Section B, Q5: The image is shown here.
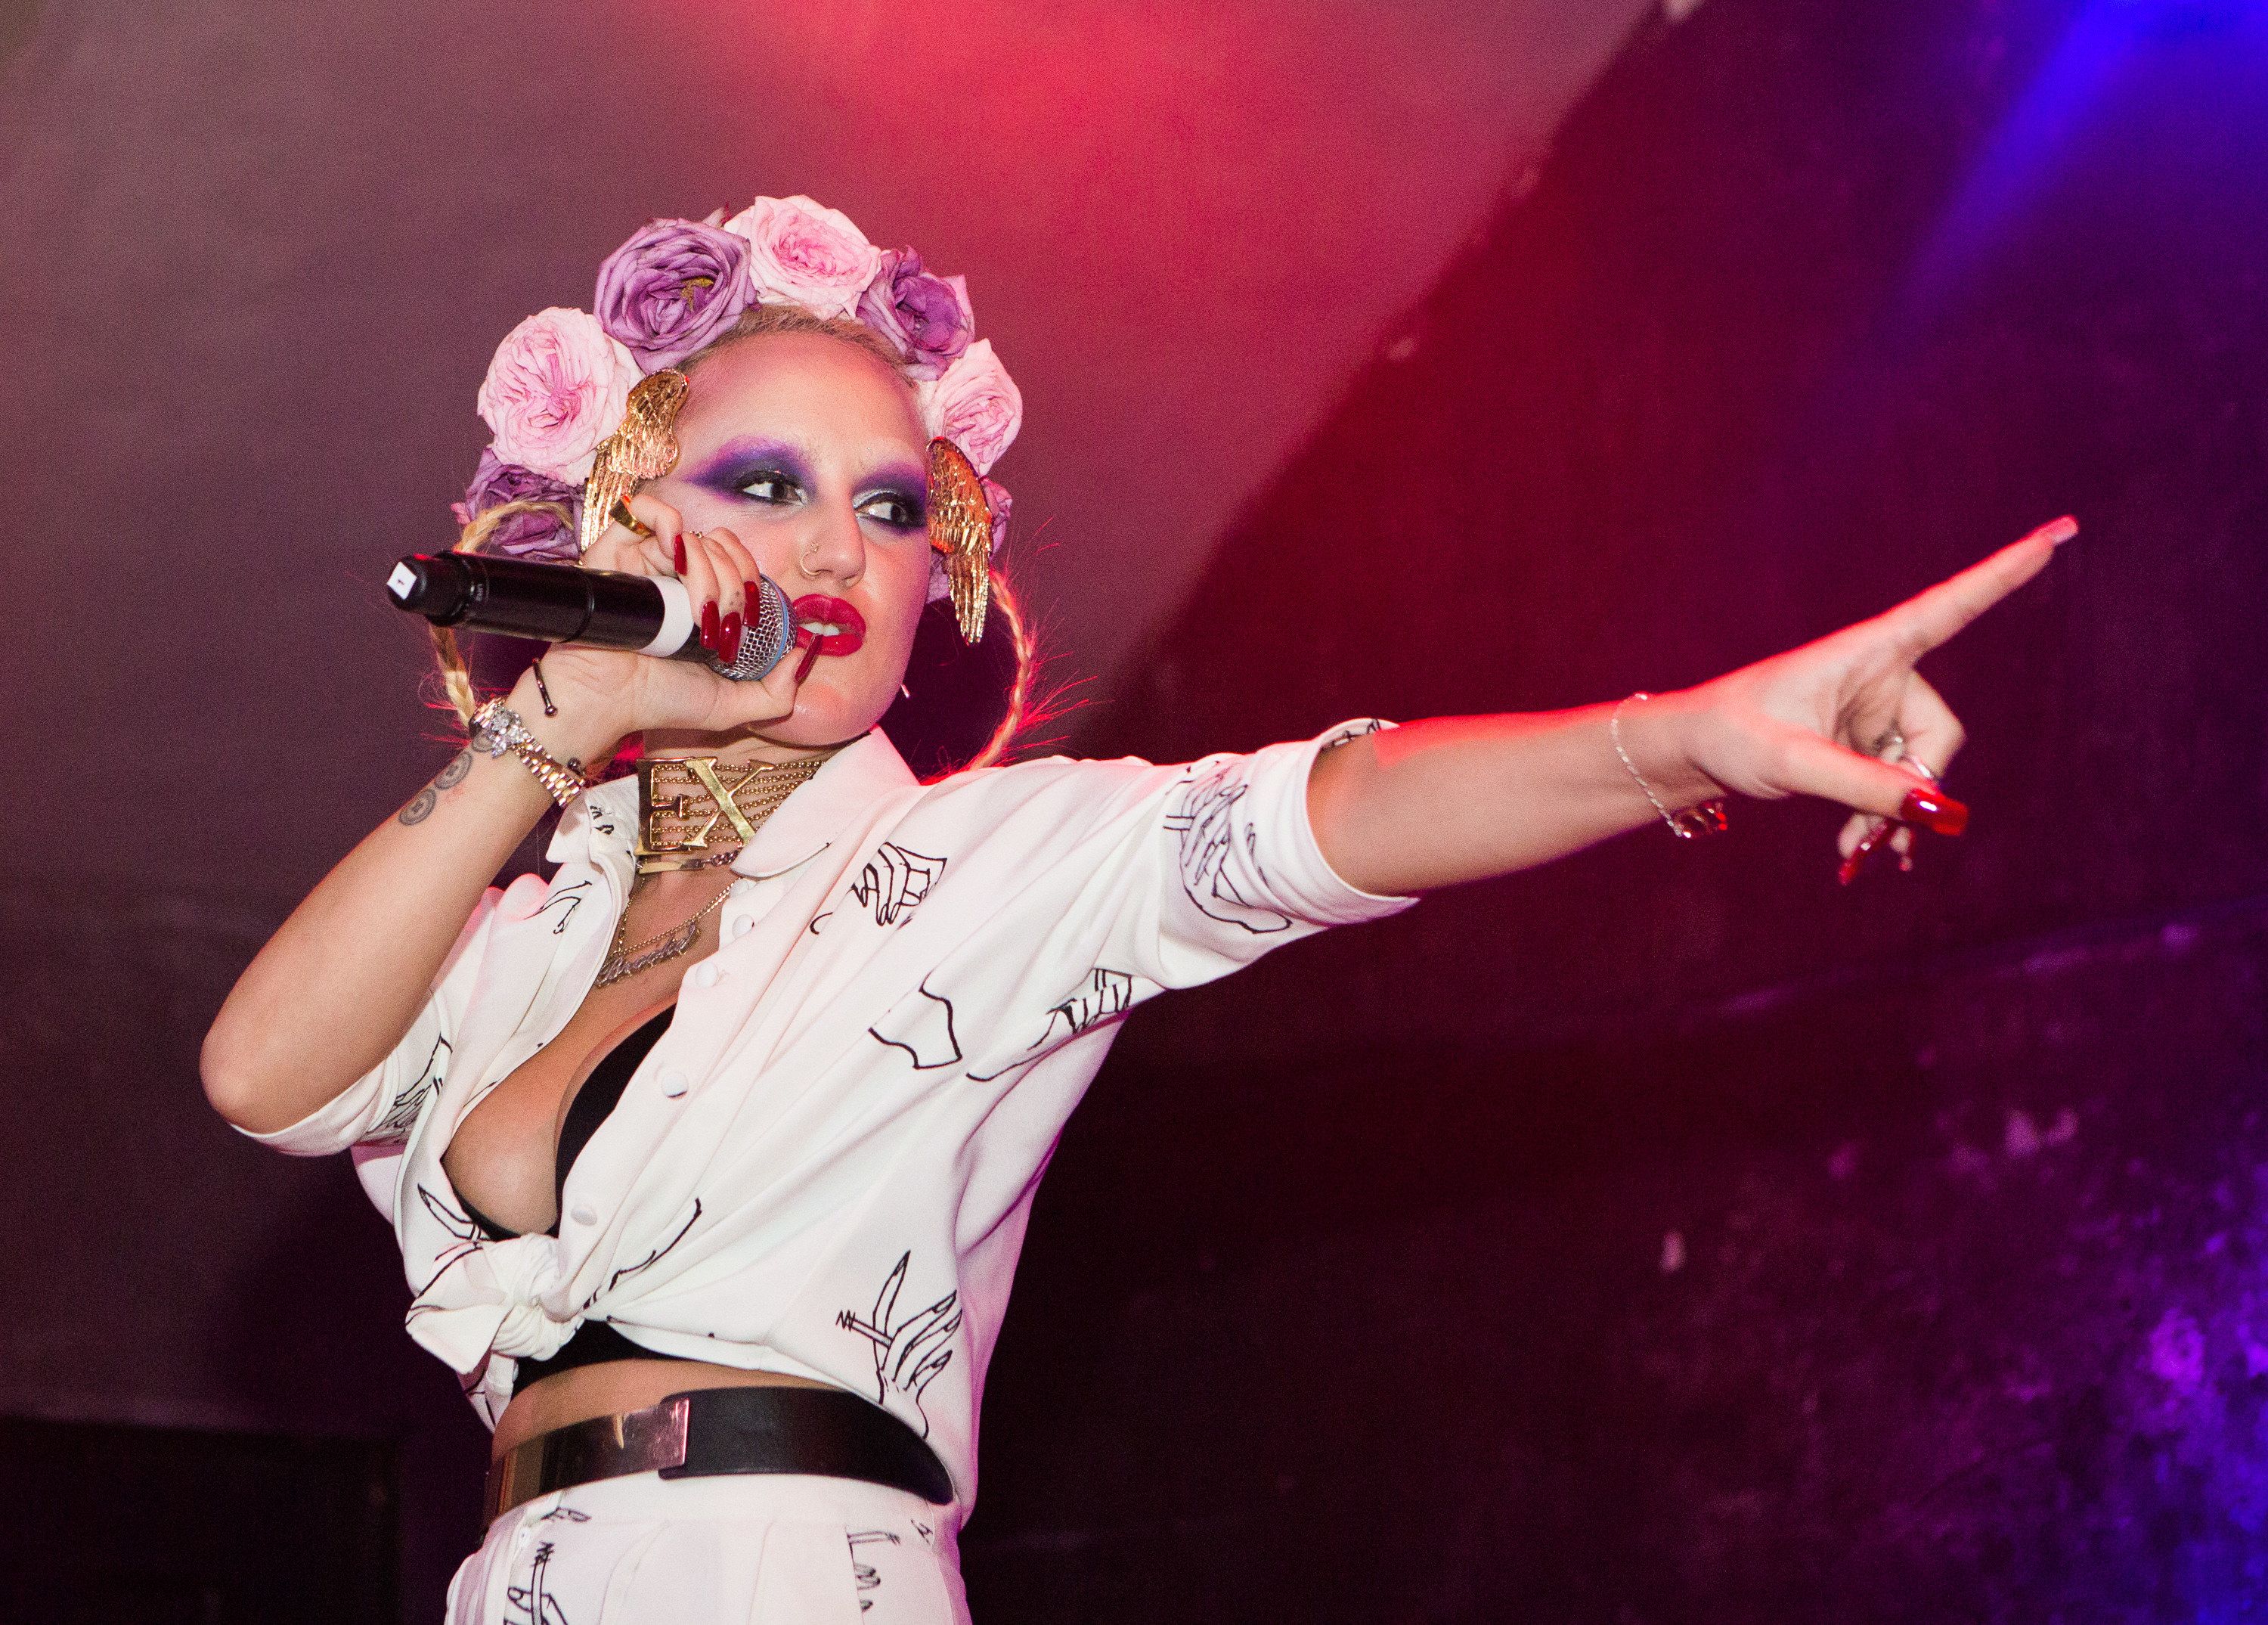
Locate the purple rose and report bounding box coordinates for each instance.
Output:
[857,249,974,381]
[451,448,582,561]
[593,219,757,372]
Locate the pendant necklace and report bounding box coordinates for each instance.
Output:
[595,875,740,988]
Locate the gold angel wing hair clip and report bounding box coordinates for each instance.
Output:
[927,438,993,644]
[578,368,692,554]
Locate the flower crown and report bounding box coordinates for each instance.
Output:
[455,195,1021,633]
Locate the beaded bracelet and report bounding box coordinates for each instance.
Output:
[1610,693,1730,839]
[469,699,590,808]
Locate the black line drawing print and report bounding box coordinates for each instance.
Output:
[531,879,591,935]
[848,843,947,926]
[1035,969,1136,1049]
[1162,771,1292,935]
[837,1252,961,1437]
[809,910,833,935]
[869,980,962,1070]
[503,1540,572,1625]
[847,1529,902,1612]
[535,1506,590,1524]
[606,1199,702,1293]
[967,969,1138,1083]
[1321,718,1387,749]
[367,1034,451,1143]
[405,1183,485,1315]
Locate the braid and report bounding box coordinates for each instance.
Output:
[964,571,1035,771]
[424,498,573,732]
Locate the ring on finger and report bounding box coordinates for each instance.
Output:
[609,498,657,539]
[1898,752,1939,784]
[1872,726,1906,760]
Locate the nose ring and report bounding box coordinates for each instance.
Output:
[798,542,822,579]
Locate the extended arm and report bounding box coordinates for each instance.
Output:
[1307,520,2071,898]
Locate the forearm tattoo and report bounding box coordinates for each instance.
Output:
[398,748,476,826]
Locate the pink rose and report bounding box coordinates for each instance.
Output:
[917,340,1021,476]
[723,195,882,319]
[476,308,634,483]
[981,478,1012,557]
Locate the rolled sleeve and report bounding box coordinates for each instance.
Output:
[1142,719,1417,986]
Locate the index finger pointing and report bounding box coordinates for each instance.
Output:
[1882,515,2077,658]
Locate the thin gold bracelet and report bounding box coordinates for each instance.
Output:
[1610,693,1729,840]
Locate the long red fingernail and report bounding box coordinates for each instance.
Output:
[721,611,742,665]
[702,600,720,650]
[674,535,687,575]
[1900,788,1969,836]
[1838,823,1888,887]
[794,636,823,684]
[744,581,761,620]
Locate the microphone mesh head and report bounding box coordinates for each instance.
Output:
[708,575,795,681]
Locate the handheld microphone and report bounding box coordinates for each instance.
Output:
[384,554,795,682]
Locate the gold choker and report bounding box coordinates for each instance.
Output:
[634,752,833,874]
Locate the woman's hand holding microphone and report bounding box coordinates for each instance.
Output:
[517,492,814,759]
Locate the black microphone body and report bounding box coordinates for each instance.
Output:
[386,554,795,682]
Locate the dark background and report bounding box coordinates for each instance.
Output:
[998,0,2268,1615]
[5,0,2266,1619]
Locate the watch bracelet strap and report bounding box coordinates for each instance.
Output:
[470,698,590,808]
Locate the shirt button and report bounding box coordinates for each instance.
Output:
[569,1203,598,1228]
[730,915,754,940]
[689,962,718,989]
[658,1068,689,1099]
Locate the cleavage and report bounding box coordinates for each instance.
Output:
[443,993,677,1237]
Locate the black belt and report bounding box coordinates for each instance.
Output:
[482,1386,954,1526]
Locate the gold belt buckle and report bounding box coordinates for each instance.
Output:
[481,1393,691,1527]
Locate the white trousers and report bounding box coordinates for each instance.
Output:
[446,1472,971,1624]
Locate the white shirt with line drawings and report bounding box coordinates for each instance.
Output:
[242,719,1414,1525]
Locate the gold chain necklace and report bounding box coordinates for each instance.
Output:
[597,748,839,986]
[634,752,833,873]
[595,874,741,988]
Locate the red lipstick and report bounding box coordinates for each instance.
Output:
[792,595,866,657]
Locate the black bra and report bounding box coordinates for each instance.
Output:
[460,1006,693,1395]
